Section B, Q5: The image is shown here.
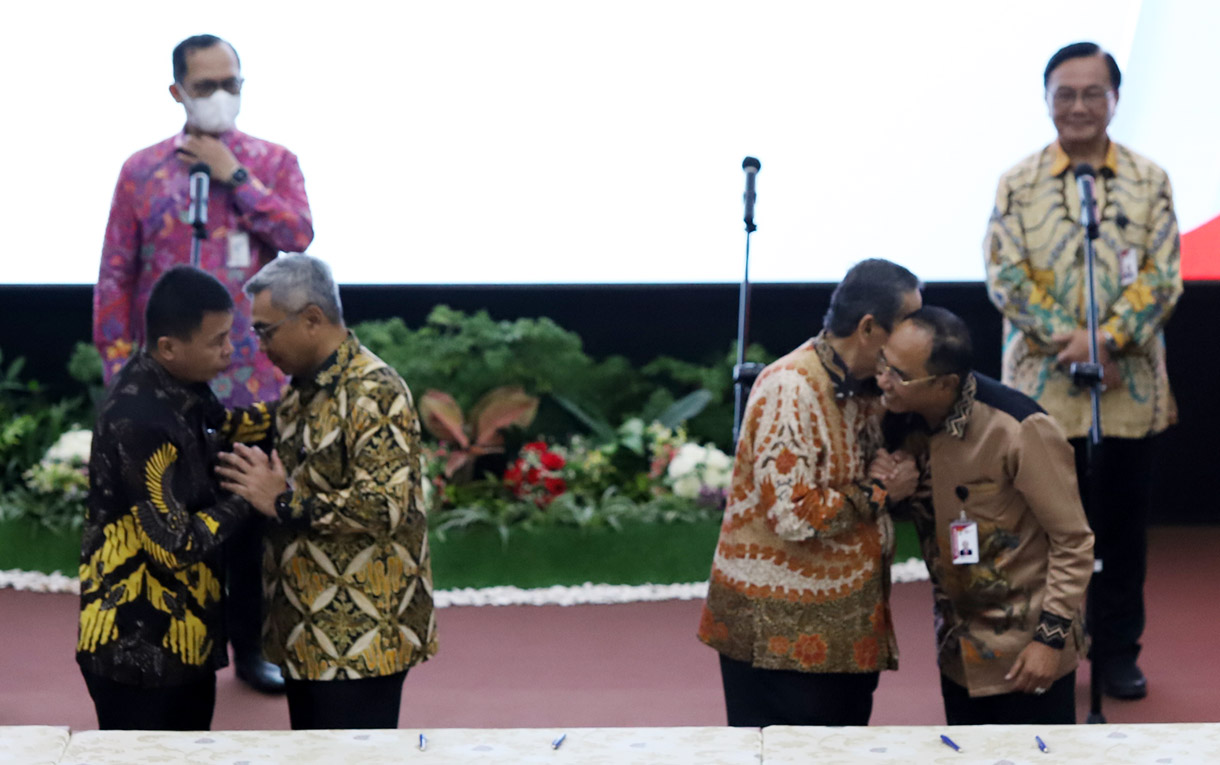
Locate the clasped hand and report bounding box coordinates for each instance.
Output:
[868,448,918,503]
[1050,329,1120,389]
[216,443,287,518]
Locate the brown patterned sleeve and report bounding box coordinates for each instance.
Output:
[287,376,421,535]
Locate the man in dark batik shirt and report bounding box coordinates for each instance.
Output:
[78,266,272,730]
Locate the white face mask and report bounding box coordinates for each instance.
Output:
[179,88,241,134]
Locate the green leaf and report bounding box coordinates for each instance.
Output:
[656,389,714,429]
[549,393,616,443]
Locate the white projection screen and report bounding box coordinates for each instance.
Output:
[4,0,1218,285]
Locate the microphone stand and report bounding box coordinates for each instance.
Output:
[733,159,765,445]
[188,163,210,267]
[1070,170,1106,725]
[191,224,205,267]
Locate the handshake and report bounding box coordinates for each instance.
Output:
[868,448,919,504]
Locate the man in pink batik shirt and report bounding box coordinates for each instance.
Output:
[94,33,313,409]
[93,34,313,694]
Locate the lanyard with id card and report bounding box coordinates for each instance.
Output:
[950,484,979,565]
[227,231,252,269]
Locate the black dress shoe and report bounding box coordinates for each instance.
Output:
[1102,661,1148,700]
[236,658,286,694]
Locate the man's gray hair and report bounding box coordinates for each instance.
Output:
[244,254,343,323]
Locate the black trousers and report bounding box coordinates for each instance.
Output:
[1071,436,1154,664]
[284,671,408,729]
[941,670,1075,725]
[223,514,267,663]
[82,669,216,731]
[719,654,880,727]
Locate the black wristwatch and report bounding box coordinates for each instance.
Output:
[229,167,250,186]
[273,489,294,518]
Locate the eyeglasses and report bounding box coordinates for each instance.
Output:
[1048,87,1112,111]
[251,310,302,343]
[181,76,244,98]
[877,352,940,387]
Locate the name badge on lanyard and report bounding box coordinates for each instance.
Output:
[1118,247,1139,287]
[950,517,979,565]
[227,231,251,269]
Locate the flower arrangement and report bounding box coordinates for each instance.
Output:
[664,442,733,507]
[1,427,91,532]
[504,441,568,507]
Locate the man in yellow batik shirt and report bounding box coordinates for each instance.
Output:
[218,254,436,729]
[984,41,1182,700]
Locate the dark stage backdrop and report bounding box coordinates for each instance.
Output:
[2,282,1215,522]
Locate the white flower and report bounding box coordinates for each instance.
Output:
[44,429,92,465]
[703,466,732,490]
[704,446,732,472]
[671,473,703,500]
[666,443,706,479]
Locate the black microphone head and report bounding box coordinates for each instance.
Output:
[955,485,969,502]
[1074,163,1096,179]
[189,162,211,176]
[742,156,761,172]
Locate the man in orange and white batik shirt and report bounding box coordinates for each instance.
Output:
[698,259,922,727]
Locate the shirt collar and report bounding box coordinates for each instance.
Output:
[129,350,223,420]
[941,372,978,439]
[812,331,879,400]
[294,332,361,393]
[1048,140,1119,178]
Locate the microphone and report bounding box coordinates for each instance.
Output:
[742,156,761,233]
[1075,163,1100,241]
[188,162,211,236]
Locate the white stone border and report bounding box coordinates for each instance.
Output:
[1,559,930,606]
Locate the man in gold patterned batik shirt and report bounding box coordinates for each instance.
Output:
[984,42,1182,700]
[218,254,436,730]
[698,259,922,727]
[78,267,273,731]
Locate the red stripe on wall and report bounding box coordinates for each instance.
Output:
[1182,215,1220,280]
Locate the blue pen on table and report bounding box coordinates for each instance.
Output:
[418,733,427,751]
[1036,735,1050,754]
[940,734,963,753]
[551,733,567,750]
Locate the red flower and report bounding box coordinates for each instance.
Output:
[504,465,523,485]
[543,477,567,496]
[540,452,565,470]
[523,441,548,454]
[525,467,540,484]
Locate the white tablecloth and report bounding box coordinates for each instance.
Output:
[762,723,1220,764]
[59,726,762,765]
[0,726,70,765]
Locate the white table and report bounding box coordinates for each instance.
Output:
[762,723,1220,764]
[0,726,70,765]
[59,726,762,765]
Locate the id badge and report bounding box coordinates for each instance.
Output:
[227,231,252,269]
[1118,247,1139,287]
[949,519,979,565]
